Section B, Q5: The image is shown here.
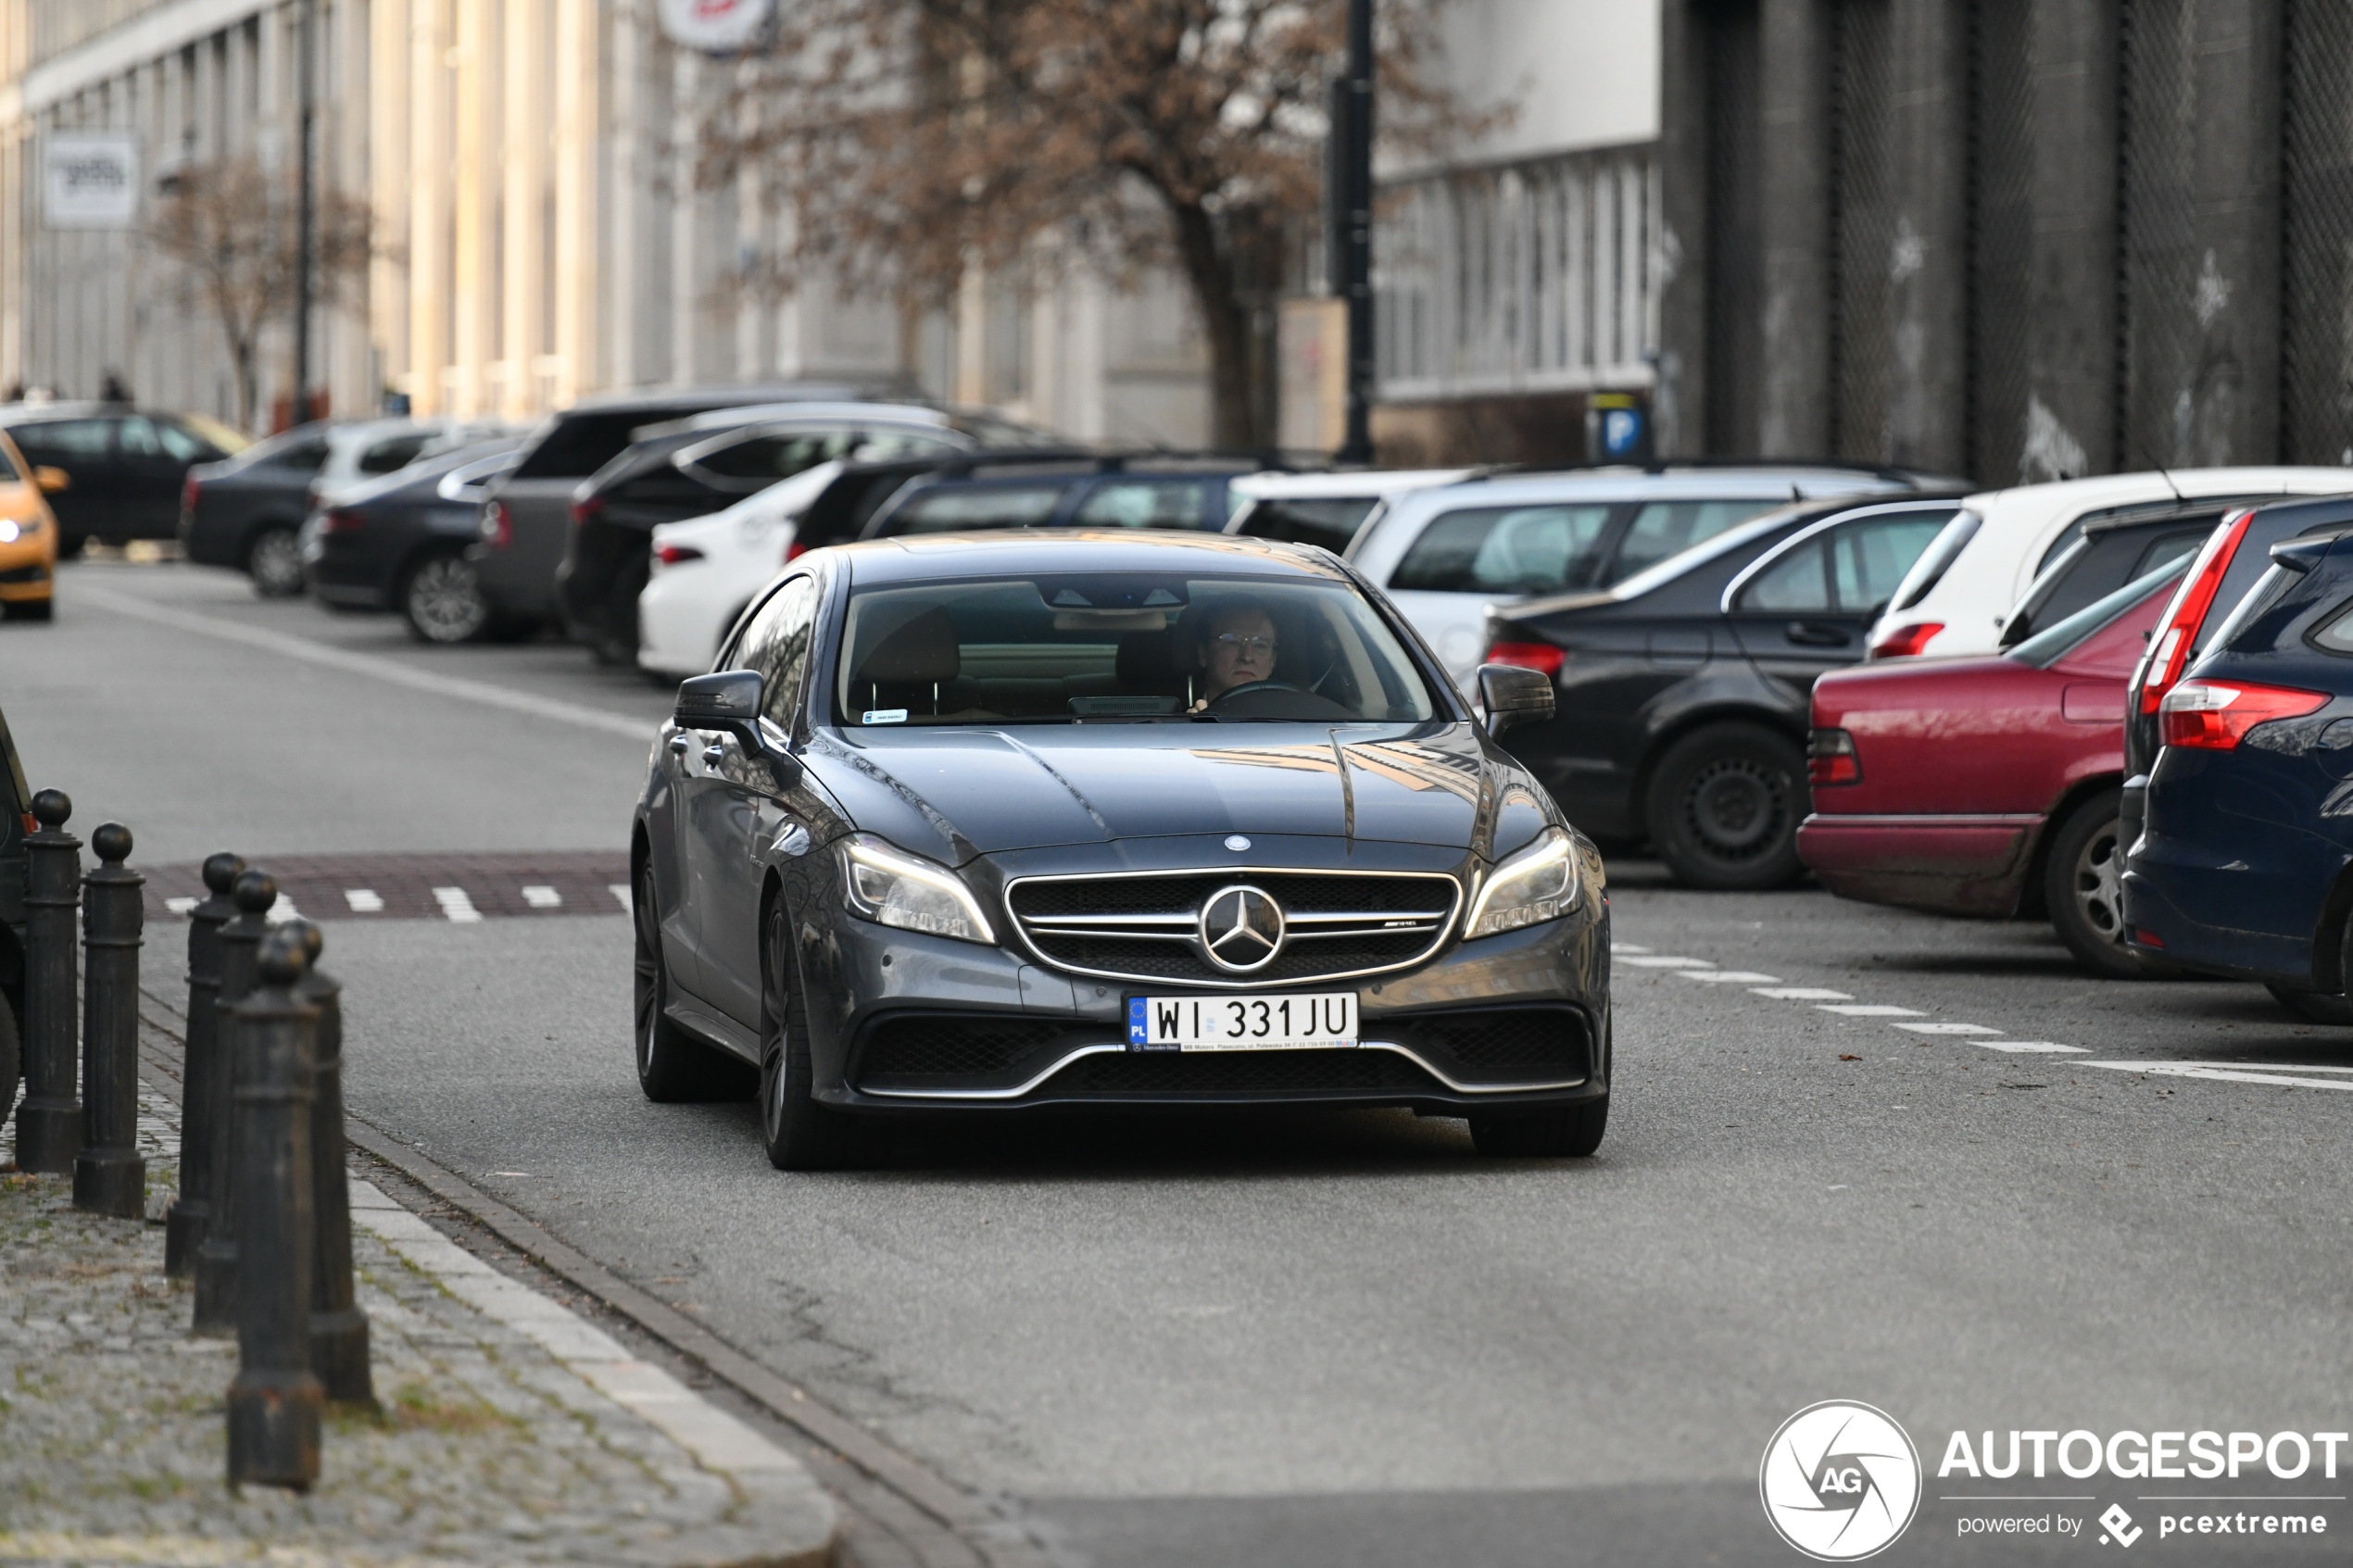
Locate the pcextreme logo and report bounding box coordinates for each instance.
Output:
[1761,1400,1924,1562]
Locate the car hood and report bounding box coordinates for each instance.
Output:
[801,721,1554,865]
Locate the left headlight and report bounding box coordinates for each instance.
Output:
[1463,827,1581,940]
[839,834,997,946]
[0,519,19,544]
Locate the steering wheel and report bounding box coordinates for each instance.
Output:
[1207,680,1302,709]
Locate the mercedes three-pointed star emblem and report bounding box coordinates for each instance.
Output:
[1198,884,1285,972]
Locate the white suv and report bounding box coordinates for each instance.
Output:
[1867,468,2353,660]
[1345,466,1943,684]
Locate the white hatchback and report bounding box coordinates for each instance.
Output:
[637,462,845,680]
[1866,467,2353,659]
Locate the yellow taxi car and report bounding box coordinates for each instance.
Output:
[0,429,66,622]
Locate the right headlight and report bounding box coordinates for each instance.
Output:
[838,834,997,946]
[1463,827,1581,940]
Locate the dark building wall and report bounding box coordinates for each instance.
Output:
[1660,0,2351,484]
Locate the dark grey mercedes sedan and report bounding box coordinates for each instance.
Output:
[630,531,1612,1167]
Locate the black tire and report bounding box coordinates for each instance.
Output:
[2045,790,2169,979]
[1470,1096,1608,1158]
[1645,722,1808,890]
[632,859,754,1102]
[758,900,863,1170]
[2265,981,2353,1024]
[3,596,54,622]
[246,526,306,597]
[400,551,494,645]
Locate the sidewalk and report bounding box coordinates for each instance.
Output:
[0,1079,836,1567]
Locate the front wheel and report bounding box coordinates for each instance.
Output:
[1645,723,1807,890]
[246,526,306,597]
[401,552,493,645]
[2045,790,2171,979]
[1470,1096,1607,1158]
[632,860,752,1102]
[759,901,862,1170]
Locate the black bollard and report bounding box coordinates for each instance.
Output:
[225,926,321,1490]
[72,823,145,1218]
[194,869,274,1336]
[166,852,244,1276]
[15,789,81,1173]
[290,922,371,1406]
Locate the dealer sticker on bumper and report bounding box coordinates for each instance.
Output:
[1126,993,1358,1051]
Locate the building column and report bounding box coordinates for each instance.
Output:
[372,0,412,410]
[549,0,598,404]
[500,0,545,420]
[1756,0,1832,457]
[449,0,490,415]
[1884,0,1969,472]
[2181,0,2283,465]
[2023,0,2117,480]
[409,0,451,413]
[669,47,699,385]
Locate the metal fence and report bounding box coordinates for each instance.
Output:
[1966,0,2036,485]
[2115,0,2214,470]
[1374,144,1661,404]
[1829,0,1894,462]
[2284,0,2353,468]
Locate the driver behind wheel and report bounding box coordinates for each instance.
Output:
[1194,604,1279,707]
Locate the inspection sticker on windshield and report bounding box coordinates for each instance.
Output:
[1127,993,1358,1051]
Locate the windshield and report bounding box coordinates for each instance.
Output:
[837,573,1441,725]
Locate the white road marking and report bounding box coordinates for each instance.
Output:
[345,889,384,913]
[2080,1060,2353,1093]
[164,896,197,915]
[1976,1041,2090,1053]
[1610,943,1653,954]
[610,883,632,910]
[1677,970,1780,984]
[2129,1060,2353,1074]
[1891,1022,2001,1035]
[74,583,652,741]
[268,894,300,922]
[522,884,563,909]
[1753,986,1853,1000]
[1818,1004,1925,1017]
[432,886,484,923]
[1618,955,1716,969]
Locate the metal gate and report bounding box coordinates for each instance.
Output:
[2284,0,2353,467]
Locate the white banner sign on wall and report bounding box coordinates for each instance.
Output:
[656,0,774,54]
[44,132,140,230]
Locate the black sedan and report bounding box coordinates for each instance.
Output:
[304,442,526,641]
[1,404,233,555]
[632,532,1610,1167]
[1484,495,1961,888]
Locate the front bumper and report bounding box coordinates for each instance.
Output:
[0,534,54,600]
[807,890,1610,1115]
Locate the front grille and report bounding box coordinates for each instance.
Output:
[1007,869,1460,987]
[1047,1047,1438,1096]
[1388,1007,1591,1085]
[854,1014,1072,1089]
[0,563,47,584]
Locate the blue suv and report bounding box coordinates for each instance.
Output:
[2123,522,2353,1021]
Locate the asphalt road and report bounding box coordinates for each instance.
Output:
[10,561,2353,1567]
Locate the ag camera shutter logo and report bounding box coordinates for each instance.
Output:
[1760,1400,1922,1561]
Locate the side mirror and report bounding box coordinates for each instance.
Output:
[1478,662,1555,737]
[674,670,804,791]
[32,467,68,494]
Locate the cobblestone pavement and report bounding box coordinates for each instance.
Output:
[0,1101,833,1568]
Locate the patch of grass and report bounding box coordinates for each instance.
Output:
[377,1381,524,1436]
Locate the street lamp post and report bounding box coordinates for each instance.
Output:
[1331,0,1376,465]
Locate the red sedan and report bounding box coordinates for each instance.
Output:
[1797,563,2184,977]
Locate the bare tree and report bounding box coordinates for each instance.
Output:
[699,1,1483,448]
[146,157,372,431]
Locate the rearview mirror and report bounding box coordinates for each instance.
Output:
[1478,663,1555,737]
[675,670,761,726]
[32,466,68,494]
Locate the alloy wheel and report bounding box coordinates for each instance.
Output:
[631,867,660,1073]
[249,529,306,596]
[407,556,491,643]
[2071,821,2127,947]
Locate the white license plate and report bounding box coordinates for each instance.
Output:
[1126,992,1358,1051]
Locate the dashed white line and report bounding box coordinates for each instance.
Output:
[346,888,384,913]
[1678,970,1781,985]
[1619,955,1716,969]
[609,883,632,910]
[164,896,197,915]
[1891,1022,2002,1035]
[2080,1061,2353,1092]
[1818,1004,1925,1018]
[1610,943,1653,954]
[432,886,484,924]
[1975,1041,2090,1054]
[268,893,301,922]
[1753,986,1853,1000]
[522,884,563,909]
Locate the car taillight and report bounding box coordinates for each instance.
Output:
[181,473,200,514]
[1485,641,1565,676]
[653,542,704,567]
[1808,727,1862,784]
[481,500,511,549]
[1868,621,1944,659]
[320,508,364,536]
[2158,680,2328,749]
[2136,508,2252,714]
[784,538,810,564]
[568,495,604,528]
